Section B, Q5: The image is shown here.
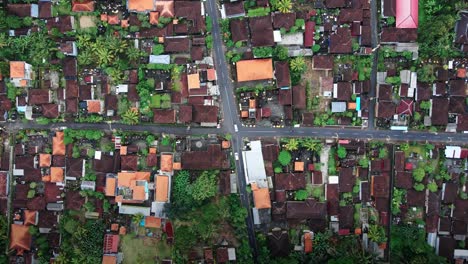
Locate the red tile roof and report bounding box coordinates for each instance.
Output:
[72,0,94,12]
[396,0,418,28]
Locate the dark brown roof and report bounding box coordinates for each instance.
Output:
[292,85,306,109]
[438,236,456,260]
[336,82,352,101]
[15,156,34,170]
[230,19,249,43]
[179,105,193,123]
[449,79,466,96]
[42,104,60,118]
[325,0,346,8]
[62,57,77,78]
[181,144,229,170]
[7,4,31,17]
[416,83,431,101]
[193,105,218,123]
[28,89,50,105]
[262,143,279,162]
[66,99,78,114]
[66,80,79,99]
[339,205,354,229]
[174,1,201,19]
[93,154,117,173]
[443,182,458,204]
[26,196,46,211]
[38,211,57,229]
[272,12,296,30]
[302,112,314,126]
[383,0,396,16]
[140,27,167,38]
[127,85,139,102]
[65,190,85,210]
[376,101,395,118]
[381,28,417,43]
[313,55,334,70]
[284,105,293,120]
[339,167,354,193]
[249,15,274,47]
[286,199,326,219]
[275,61,290,88]
[338,9,363,23]
[105,94,118,111]
[44,182,62,203]
[378,84,392,101]
[278,89,292,105]
[455,12,468,45]
[453,199,468,222]
[394,151,405,171]
[121,155,138,171]
[153,109,176,124]
[79,86,91,101]
[457,114,468,132]
[275,173,306,191]
[395,171,412,189]
[67,158,83,178]
[38,1,52,18]
[361,25,371,46]
[406,189,425,207]
[372,175,389,198]
[431,98,449,125]
[427,192,440,217]
[224,1,245,17]
[330,28,352,54]
[164,37,190,53]
[449,97,466,114]
[267,230,290,257]
[190,46,204,61]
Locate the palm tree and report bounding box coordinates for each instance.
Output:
[302,139,323,152]
[290,56,306,72]
[95,46,114,66]
[276,0,292,13]
[284,138,299,151]
[127,47,143,62]
[132,213,144,225]
[122,108,139,125]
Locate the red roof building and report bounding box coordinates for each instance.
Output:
[103,234,119,254]
[304,21,315,48]
[396,0,418,28]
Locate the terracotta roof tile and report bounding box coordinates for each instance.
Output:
[155,175,169,202]
[252,183,271,209]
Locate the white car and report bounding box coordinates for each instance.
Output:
[235,152,239,160]
[234,124,238,132]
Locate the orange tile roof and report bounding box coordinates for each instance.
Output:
[173,162,181,170]
[115,195,123,203]
[50,167,64,182]
[120,146,127,155]
[207,68,216,81]
[101,14,108,22]
[102,255,117,264]
[145,216,162,228]
[155,175,169,202]
[304,232,312,253]
[107,15,120,25]
[106,177,116,196]
[52,135,65,156]
[42,175,51,182]
[348,102,356,110]
[241,111,249,118]
[39,154,51,167]
[117,172,135,187]
[132,185,146,200]
[9,61,25,79]
[149,148,157,154]
[128,0,155,12]
[160,154,173,172]
[155,1,174,18]
[149,12,159,25]
[251,183,271,209]
[222,141,231,149]
[23,210,37,226]
[236,59,273,82]
[187,73,200,89]
[294,162,304,172]
[457,68,466,78]
[111,223,119,231]
[121,19,129,28]
[135,171,150,181]
[10,224,32,253]
[72,0,94,12]
[87,100,101,113]
[19,80,28,87]
[56,131,64,140]
[119,226,126,235]
[249,99,256,109]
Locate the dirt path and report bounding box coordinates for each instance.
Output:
[320,145,330,182]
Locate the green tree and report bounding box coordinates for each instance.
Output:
[413,167,425,182]
[368,224,387,244]
[278,150,292,166]
[274,46,289,61]
[191,170,218,202]
[289,56,306,72]
[419,101,431,110]
[295,189,308,201]
[302,139,322,152]
[427,182,438,192]
[400,143,410,151]
[413,183,425,191]
[132,213,144,225]
[337,146,347,159]
[276,0,292,13]
[312,44,321,52]
[152,44,164,55]
[387,16,395,25]
[121,108,139,125]
[284,138,299,151]
[379,148,388,158]
[359,156,369,168]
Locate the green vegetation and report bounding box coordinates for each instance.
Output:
[253,47,273,58]
[121,234,171,264]
[359,156,369,168]
[294,189,308,200]
[247,7,271,17]
[337,146,347,159]
[412,167,426,182]
[392,188,406,215]
[368,224,387,244]
[121,108,139,125]
[414,183,425,191]
[278,150,292,166]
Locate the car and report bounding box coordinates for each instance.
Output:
[235,152,239,160]
[234,124,238,132]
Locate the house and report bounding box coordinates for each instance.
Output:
[111,172,150,203]
[304,21,315,48]
[329,28,352,54]
[192,105,218,126]
[71,0,94,12]
[286,199,326,220]
[313,55,334,70]
[127,0,156,12]
[236,59,273,82]
[10,62,33,87]
[153,109,176,124]
[325,0,346,8]
[181,144,229,170]
[293,85,306,110]
[155,175,170,202]
[272,12,296,31]
[249,15,274,47]
[381,28,417,43]
[103,234,119,254]
[222,1,245,19]
[396,0,418,28]
[454,11,468,52]
[242,141,267,186]
[334,82,352,101]
[376,102,395,118]
[230,19,249,43]
[160,154,173,173]
[274,61,290,89]
[28,89,51,105]
[9,224,32,254]
[164,37,190,53]
[275,173,306,191]
[7,4,38,17]
[431,98,449,126]
[252,183,271,209]
[267,228,290,257]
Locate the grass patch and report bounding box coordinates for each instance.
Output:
[121,234,171,264]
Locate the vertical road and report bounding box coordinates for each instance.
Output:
[205,0,259,259]
[368,0,380,130]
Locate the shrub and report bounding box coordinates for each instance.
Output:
[337,146,347,159]
[27,190,35,199]
[278,150,292,166]
[413,183,425,191]
[412,167,425,182]
[427,182,438,192]
[274,167,282,173]
[295,190,308,201]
